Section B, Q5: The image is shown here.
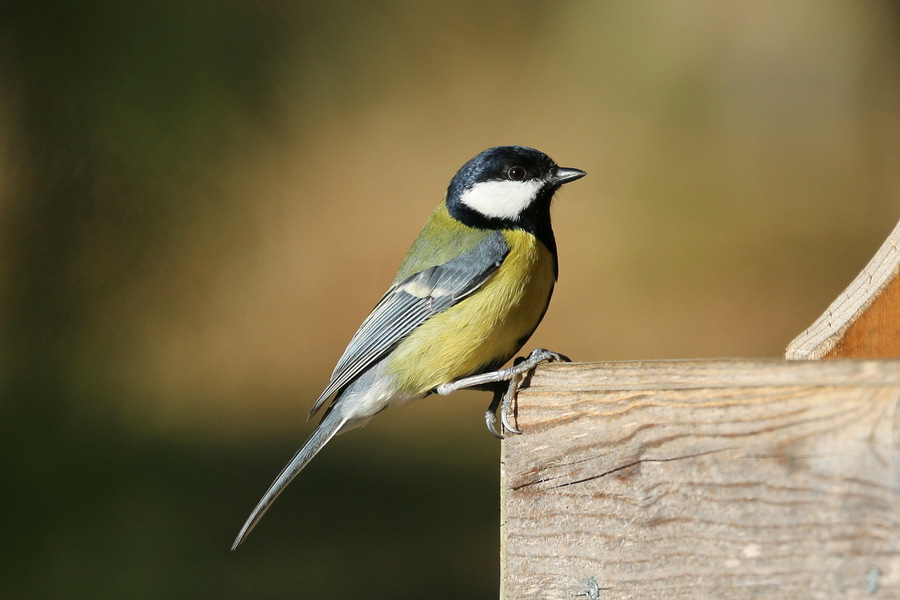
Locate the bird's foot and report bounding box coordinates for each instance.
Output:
[483,368,526,439]
[437,348,570,438]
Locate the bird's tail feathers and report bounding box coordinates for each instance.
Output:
[231,407,349,550]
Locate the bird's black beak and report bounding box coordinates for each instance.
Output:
[552,167,587,185]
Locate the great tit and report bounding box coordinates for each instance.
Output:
[232,145,585,549]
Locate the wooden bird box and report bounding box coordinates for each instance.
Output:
[500,221,900,599]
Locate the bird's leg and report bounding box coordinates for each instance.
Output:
[436,348,569,393]
[436,348,570,437]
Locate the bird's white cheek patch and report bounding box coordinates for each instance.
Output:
[459,180,543,220]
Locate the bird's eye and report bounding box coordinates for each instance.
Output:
[507,166,526,181]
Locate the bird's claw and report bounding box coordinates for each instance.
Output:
[498,370,524,436]
[485,405,504,439]
[482,348,570,438]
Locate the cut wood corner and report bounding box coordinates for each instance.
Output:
[786,218,900,359]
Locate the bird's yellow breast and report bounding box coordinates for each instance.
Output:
[385,229,556,395]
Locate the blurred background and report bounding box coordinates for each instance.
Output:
[1,1,899,598]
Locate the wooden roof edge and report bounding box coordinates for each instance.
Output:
[785,218,900,360]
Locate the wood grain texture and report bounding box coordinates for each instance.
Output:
[786,219,900,359]
[824,276,900,358]
[501,360,900,600]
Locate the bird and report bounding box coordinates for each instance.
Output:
[231,145,585,549]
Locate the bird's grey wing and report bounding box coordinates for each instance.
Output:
[308,231,509,418]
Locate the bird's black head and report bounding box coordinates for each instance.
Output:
[445,146,585,254]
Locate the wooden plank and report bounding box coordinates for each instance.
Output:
[501,359,900,600]
[786,219,900,359]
